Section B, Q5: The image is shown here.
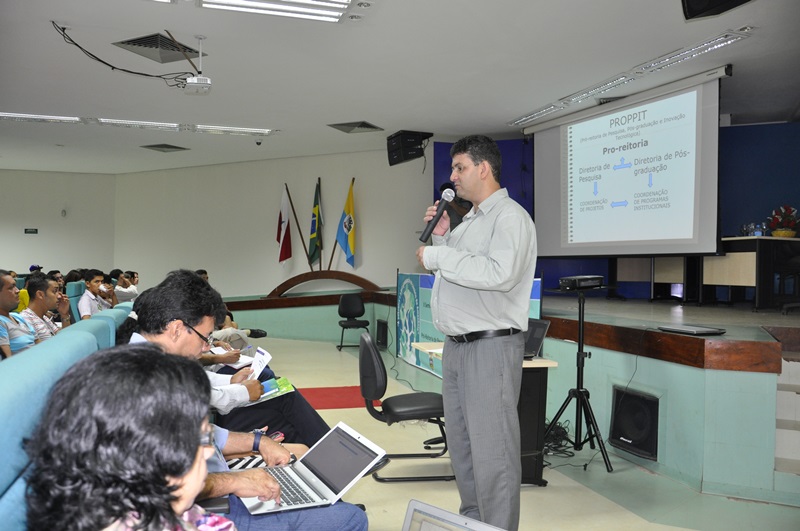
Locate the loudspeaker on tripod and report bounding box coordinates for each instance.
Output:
[609,386,659,460]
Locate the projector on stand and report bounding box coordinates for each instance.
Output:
[559,275,604,291]
[184,76,211,95]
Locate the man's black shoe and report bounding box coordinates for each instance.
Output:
[249,329,267,338]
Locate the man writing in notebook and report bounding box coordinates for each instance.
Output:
[416,135,537,531]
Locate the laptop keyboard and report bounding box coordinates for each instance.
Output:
[269,467,316,506]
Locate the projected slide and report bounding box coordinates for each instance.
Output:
[563,91,697,244]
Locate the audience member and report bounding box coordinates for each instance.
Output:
[77,269,111,319]
[195,269,267,342]
[63,269,83,285]
[25,343,236,530]
[20,272,72,342]
[46,270,64,292]
[14,276,30,313]
[117,271,330,445]
[126,270,140,286]
[114,271,139,303]
[0,269,36,359]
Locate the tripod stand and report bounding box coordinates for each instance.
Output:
[544,289,613,472]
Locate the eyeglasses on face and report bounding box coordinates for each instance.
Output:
[183,321,214,346]
[199,426,215,448]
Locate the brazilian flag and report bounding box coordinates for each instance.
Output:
[309,180,323,265]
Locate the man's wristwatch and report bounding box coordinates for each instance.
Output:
[252,429,266,453]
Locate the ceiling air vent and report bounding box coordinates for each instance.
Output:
[113,33,204,64]
[141,144,190,153]
[327,121,384,134]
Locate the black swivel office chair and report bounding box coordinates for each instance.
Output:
[358,332,455,482]
[337,293,370,351]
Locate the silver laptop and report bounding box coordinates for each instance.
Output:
[657,324,726,336]
[523,318,550,359]
[402,499,504,531]
[240,422,385,515]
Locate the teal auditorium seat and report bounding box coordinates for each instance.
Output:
[65,281,85,321]
[0,330,98,531]
[115,301,134,314]
[14,277,25,289]
[93,307,129,329]
[59,318,114,350]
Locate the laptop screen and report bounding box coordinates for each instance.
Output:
[301,425,379,493]
[524,318,550,357]
[402,500,504,531]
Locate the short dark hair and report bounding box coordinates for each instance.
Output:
[25,343,211,530]
[450,135,502,183]
[109,269,123,280]
[116,270,226,344]
[46,270,61,278]
[0,270,12,290]
[64,269,83,284]
[83,269,104,283]
[26,272,51,300]
[125,270,138,278]
[194,269,208,276]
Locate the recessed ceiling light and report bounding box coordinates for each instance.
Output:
[199,0,354,23]
[0,112,81,124]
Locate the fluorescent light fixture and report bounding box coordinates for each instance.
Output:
[193,124,275,136]
[97,118,180,131]
[507,105,564,127]
[633,30,750,75]
[509,27,752,128]
[559,75,636,105]
[199,0,352,22]
[0,112,81,124]
[0,111,275,137]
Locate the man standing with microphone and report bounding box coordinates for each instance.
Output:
[416,135,536,531]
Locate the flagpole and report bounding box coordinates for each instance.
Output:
[327,177,355,270]
[285,183,312,272]
[317,177,323,272]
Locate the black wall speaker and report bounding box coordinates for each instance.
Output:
[609,387,659,460]
[387,130,433,166]
[681,0,752,19]
[376,319,388,349]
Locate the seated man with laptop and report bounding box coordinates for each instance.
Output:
[202,424,371,531]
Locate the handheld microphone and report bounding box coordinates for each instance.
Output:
[419,188,455,242]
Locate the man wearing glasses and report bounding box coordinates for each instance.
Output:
[117,270,366,530]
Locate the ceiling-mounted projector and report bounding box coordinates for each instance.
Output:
[184,76,211,95]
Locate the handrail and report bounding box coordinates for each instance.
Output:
[264,271,382,299]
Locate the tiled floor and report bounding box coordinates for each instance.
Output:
[251,317,800,530]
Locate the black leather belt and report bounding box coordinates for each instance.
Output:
[448,328,521,343]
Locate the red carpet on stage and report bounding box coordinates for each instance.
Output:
[298,386,380,410]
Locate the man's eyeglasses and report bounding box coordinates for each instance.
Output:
[200,426,215,448]
[184,321,213,346]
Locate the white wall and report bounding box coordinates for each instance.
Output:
[112,148,432,296]
[0,170,116,274]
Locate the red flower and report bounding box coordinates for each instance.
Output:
[768,205,798,230]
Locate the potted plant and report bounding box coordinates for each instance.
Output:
[767,205,798,237]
